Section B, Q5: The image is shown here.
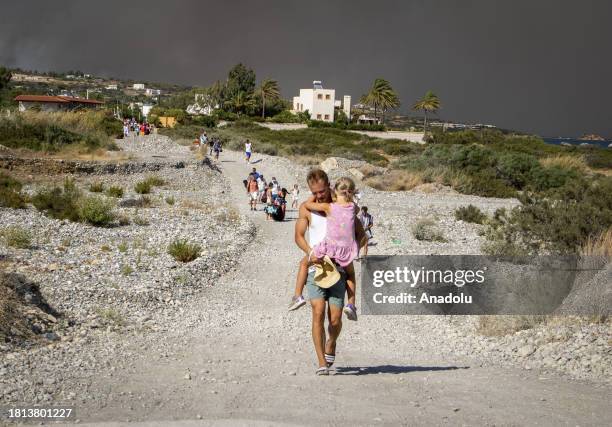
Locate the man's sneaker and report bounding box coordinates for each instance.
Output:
[288,295,306,311]
[343,303,358,321]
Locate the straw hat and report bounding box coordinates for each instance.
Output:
[314,256,341,288]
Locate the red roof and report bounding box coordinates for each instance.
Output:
[14,95,104,105]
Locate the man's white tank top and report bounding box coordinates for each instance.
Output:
[307,211,327,247]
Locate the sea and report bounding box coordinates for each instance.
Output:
[543,137,611,149]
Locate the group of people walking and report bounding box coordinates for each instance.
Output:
[245,167,299,221]
[198,131,223,160]
[123,119,154,137]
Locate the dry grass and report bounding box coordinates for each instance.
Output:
[293,155,323,166]
[180,199,214,213]
[476,315,546,336]
[540,154,588,172]
[581,228,612,259]
[365,170,424,191]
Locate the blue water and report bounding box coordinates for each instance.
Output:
[543,137,611,149]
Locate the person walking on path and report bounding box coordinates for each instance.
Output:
[291,184,300,210]
[358,206,373,257]
[245,139,253,163]
[292,169,366,375]
[247,174,259,211]
[199,131,208,148]
[302,177,360,321]
[212,138,222,161]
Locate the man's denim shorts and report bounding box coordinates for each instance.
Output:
[305,267,346,308]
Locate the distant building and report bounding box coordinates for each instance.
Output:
[15,95,104,112]
[105,84,118,90]
[292,81,350,122]
[132,83,145,90]
[145,88,161,96]
[142,104,153,118]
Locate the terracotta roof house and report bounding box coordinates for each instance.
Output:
[14,95,105,112]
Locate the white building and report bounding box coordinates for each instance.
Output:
[132,83,145,90]
[292,81,350,122]
[105,84,118,90]
[145,88,161,96]
[142,104,153,118]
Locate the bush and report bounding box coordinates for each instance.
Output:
[31,179,81,222]
[189,115,217,128]
[1,226,32,249]
[307,120,385,131]
[0,173,27,209]
[106,186,124,198]
[77,195,116,226]
[134,180,152,194]
[212,109,239,121]
[89,181,105,192]
[455,205,487,224]
[412,218,447,242]
[165,196,175,205]
[0,111,119,152]
[529,165,579,192]
[269,110,301,123]
[483,176,612,255]
[167,239,202,263]
[145,175,165,187]
[496,153,540,190]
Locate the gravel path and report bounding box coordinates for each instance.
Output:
[1,140,610,426]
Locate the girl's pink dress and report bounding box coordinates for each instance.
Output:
[313,202,358,267]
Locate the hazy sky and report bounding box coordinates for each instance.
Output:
[1,0,611,137]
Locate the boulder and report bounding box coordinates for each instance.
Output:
[320,157,339,172]
[348,168,365,181]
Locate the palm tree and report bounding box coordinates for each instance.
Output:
[360,78,400,124]
[413,91,441,138]
[224,91,256,117]
[258,79,280,118]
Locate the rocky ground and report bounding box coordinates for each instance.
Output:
[0,137,609,426]
[1,136,254,407]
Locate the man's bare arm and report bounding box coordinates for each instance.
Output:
[294,202,311,256]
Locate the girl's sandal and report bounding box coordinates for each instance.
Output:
[324,353,335,368]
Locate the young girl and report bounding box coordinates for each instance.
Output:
[288,177,359,320]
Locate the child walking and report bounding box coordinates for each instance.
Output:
[288,177,359,320]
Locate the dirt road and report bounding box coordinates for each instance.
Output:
[56,149,610,426]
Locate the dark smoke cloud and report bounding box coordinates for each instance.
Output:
[1,0,611,137]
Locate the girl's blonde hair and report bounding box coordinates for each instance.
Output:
[334,177,356,202]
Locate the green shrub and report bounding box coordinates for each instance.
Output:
[496,153,540,190]
[0,111,118,152]
[89,181,105,192]
[145,176,165,187]
[1,226,32,249]
[412,219,447,242]
[189,115,217,128]
[483,176,612,255]
[77,195,116,226]
[134,180,152,194]
[31,178,81,221]
[455,205,487,224]
[167,239,202,263]
[133,215,150,226]
[269,110,301,123]
[165,196,175,205]
[454,172,516,198]
[0,173,27,209]
[529,165,579,192]
[106,186,124,198]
